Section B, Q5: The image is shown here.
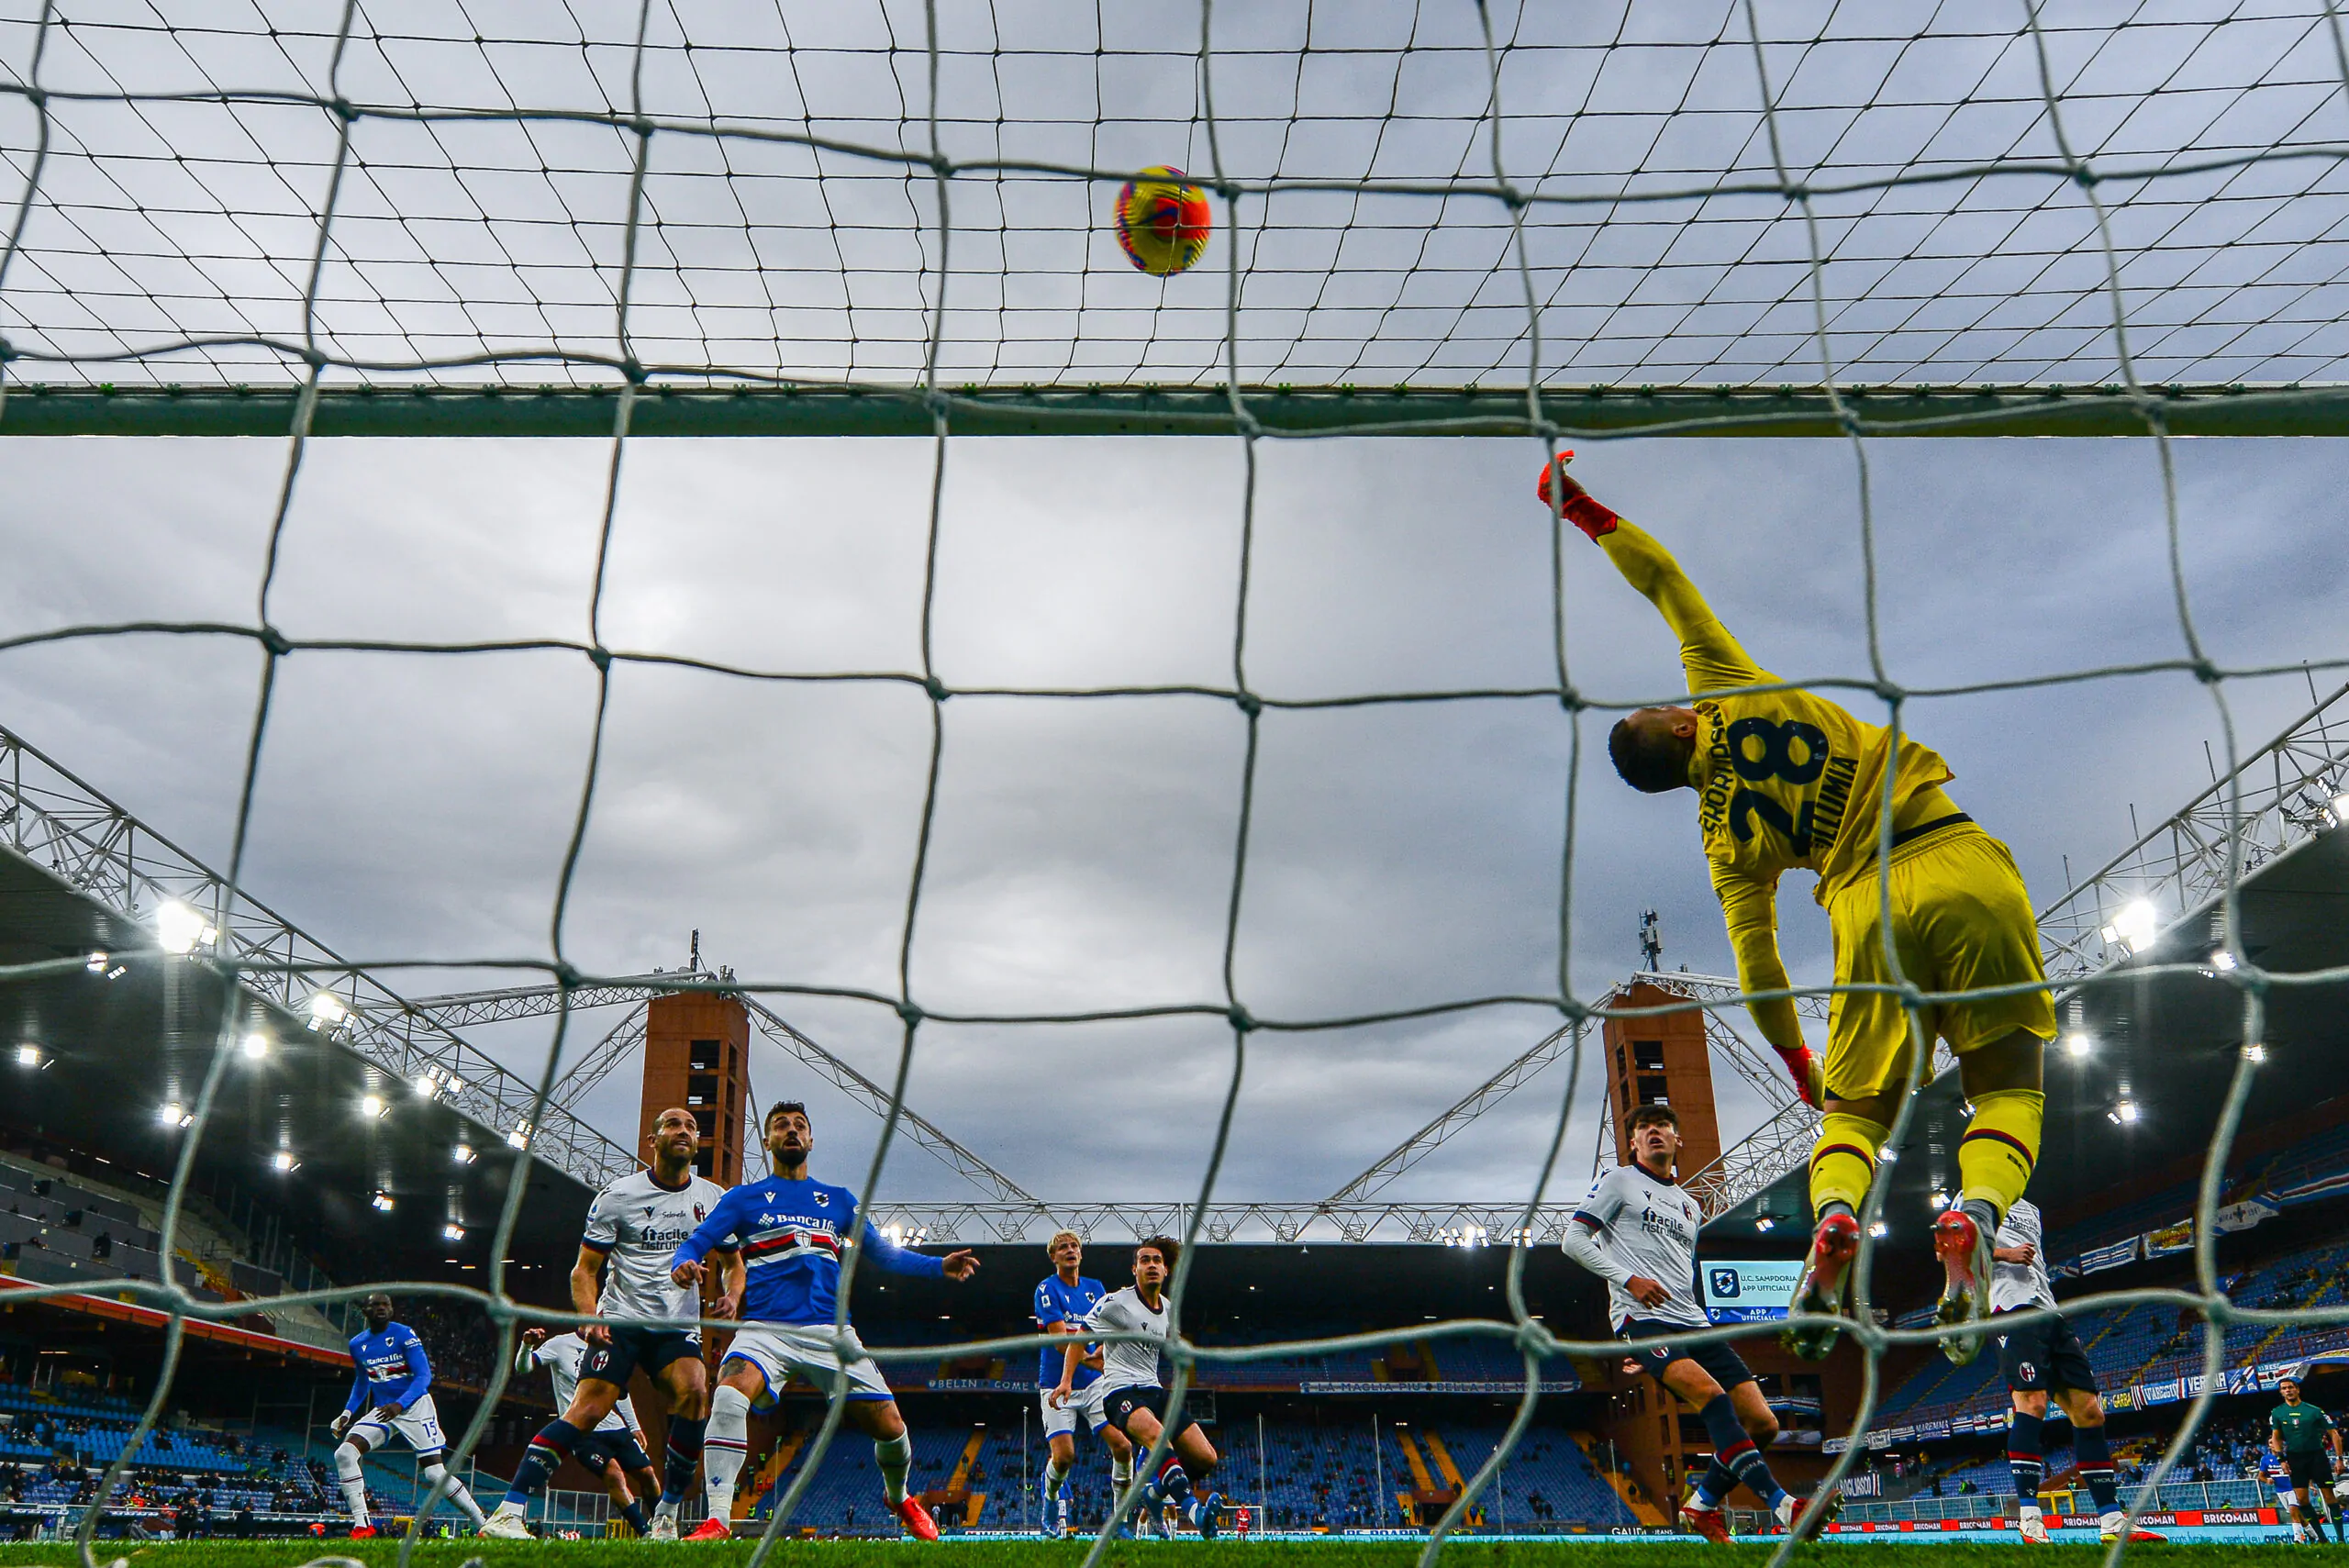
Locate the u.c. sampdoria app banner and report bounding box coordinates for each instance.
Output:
[1701,1259,1805,1323]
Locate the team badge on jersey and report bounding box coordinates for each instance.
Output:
[814,1192,829,1207]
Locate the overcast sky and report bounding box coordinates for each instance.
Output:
[3,430,2344,1214]
[6,1,2349,1218]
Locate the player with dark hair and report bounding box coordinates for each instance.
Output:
[1033,1229,1136,1535]
[507,1329,661,1536]
[1563,1105,1828,1541]
[1988,1198,2158,1545]
[330,1292,488,1536]
[668,1100,979,1541]
[1542,457,2055,1366]
[1052,1237,1222,1539]
[2272,1375,2343,1543]
[482,1106,736,1540]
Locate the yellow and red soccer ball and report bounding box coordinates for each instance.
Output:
[1113,166,1212,277]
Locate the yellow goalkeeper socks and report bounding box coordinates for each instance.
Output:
[1809,1112,1887,1219]
[1959,1088,2043,1219]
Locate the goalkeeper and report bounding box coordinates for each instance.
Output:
[1541,457,2054,1367]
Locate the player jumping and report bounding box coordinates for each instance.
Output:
[1563,1106,1831,1541]
[1052,1237,1223,1540]
[330,1292,488,1537]
[507,1329,662,1536]
[668,1100,979,1541]
[1033,1229,1136,1536]
[2272,1374,2342,1543]
[1544,458,2055,1365]
[1988,1198,2159,1545]
[482,1106,737,1540]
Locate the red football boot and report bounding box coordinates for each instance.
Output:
[896,1495,941,1541]
[348,1524,377,1539]
[684,1517,732,1540]
[1780,1210,1861,1360]
[1932,1207,1995,1364]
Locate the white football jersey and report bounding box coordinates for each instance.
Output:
[1568,1162,1708,1329]
[582,1169,730,1324]
[1990,1198,2055,1314]
[520,1333,633,1434]
[1077,1286,1171,1392]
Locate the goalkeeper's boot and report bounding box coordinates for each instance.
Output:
[1932,1207,1996,1365]
[1780,1211,1860,1360]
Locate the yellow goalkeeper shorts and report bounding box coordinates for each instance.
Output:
[1820,822,2057,1101]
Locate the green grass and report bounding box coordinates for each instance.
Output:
[0,1546,2319,1568]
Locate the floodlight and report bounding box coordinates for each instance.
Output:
[442,1222,465,1242]
[452,1144,476,1165]
[370,1192,395,1213]
[155,900,213,955]
[412,1070,439,1098]
[239,1031,269,1061]
[2210,950,2238,973]
[2101,899,2158,955]
[14,1045,40,1068]
[2245,1042,2268,1063]
[306,992,348,1029]
[160,1101,185,1126]
[1753,1217,1775,1232]
[361,1094,385,1118]
[2110,1100,2140,1126]
[2064,1030,2093,1060]
[84,951,106,973]
[506,1123,531,1150]
[271,1150,297,1172]
[1868,1221,1889,1238]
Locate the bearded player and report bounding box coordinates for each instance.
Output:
[1542,457,2055,1365]
[481,1106,737,1540]
[669,1100,979,1541]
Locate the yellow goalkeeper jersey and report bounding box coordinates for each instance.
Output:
[1599,520,1961,1053]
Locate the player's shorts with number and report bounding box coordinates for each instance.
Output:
[1994,1308,2095,1395]
[351,1392,448,1456]
[582,1325,702,1387]
[722,1323,895,1404]
[1041,1379,1109,1438]
[1821,823,2056,1099]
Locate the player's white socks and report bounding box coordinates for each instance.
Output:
[334,1441,370,1524]
[1112,1455,1133,1490]
[1043,1457,1069,1502]
[654,1497,679,1522]
[876,1431,913,1507]
[421,1462,487,1528]
[703,1385,752,1521]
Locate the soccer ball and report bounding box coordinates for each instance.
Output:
[1114,166,1212,277]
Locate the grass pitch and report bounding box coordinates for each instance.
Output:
[0,1545,2312,1568]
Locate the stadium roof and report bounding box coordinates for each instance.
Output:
[0,839,593,1289]
[1709,817,2349,1255]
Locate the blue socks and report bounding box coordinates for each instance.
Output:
[2076,1423,2119,1513]
[2009,1409,2044,1507]
[662,1416,707,1506]
[620,1499,651,1534]
[504,1418,583,1506]
[1698,1395,1786,1508]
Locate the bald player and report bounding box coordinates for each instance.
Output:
[1542,457,2056,1367]
[482,1106,741,1540]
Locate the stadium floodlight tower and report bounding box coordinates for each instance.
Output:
[10,0,2349,1547]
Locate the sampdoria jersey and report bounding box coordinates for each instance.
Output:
[1599,520,1963,1056]
[2275,1400,2338,1454]
[1075,1286,1171,1393]
[1990,1198,2055,1314]
[517,1332,637,1435]
[583,1168,734,1324]
[1566,1162,1708,1330]
[341,1322,431,1415]
[1033,1273,1107,1390]
[670,1174,943,1327]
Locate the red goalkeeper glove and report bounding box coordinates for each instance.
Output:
[1776,1045,1824,1110]
[1534,452,1620,542]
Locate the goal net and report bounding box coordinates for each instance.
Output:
[2,0,2344,1558]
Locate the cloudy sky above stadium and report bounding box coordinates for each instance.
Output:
[3,431,2344,1212]
[6,0,2349,1218]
